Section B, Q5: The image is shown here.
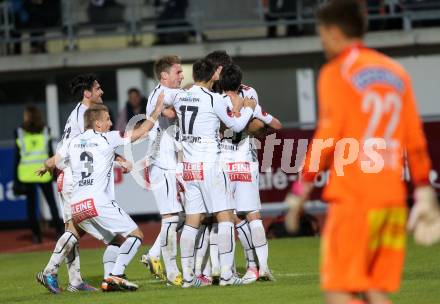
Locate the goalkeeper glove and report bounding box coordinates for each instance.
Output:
[284,180,313,233]
[408,185,440,246]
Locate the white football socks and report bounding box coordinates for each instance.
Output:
[209,223,220,276]
[236,220,258,269]
[44,231,77,275]
[249,219,269,271]
[111,236,142,276]
[148,233,161,259]
[218,221,236,280]
[195,225,210,277]
[65,242,83,286]
[180,225,198,282]
[160,216,180,281]
[103,244,120,279]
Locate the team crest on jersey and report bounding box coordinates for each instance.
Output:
[71,198,98,223]
[226,162,252,182]
[226,107,233,117]
[182,162,204,181]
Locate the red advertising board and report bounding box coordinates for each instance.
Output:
[257,121,440,203]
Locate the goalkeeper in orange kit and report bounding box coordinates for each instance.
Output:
[284,1,440,304]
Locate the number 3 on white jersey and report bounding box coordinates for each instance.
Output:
[362,91,402,143]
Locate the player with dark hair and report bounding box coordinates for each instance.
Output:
[219,64,282,283]
[285,1,440,303]
[196,51,281,283]
[205,50,234,93]
[69,73,102,102]
[160,58,257,287]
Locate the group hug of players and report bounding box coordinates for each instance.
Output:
[34,2,440,302]
[35,50,282,293]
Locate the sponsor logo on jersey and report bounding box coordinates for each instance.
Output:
[226,162,252,182]
[71,198,98,223]
[183,162,204,181]
[179,96,200,102]
[74,142,98,148]
[352,68,404,92]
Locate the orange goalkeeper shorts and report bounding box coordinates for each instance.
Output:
[321,201,407,292]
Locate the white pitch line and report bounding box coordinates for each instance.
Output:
[275,272,318,277]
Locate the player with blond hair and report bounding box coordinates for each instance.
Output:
[140,55,185,286]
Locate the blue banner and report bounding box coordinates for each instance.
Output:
[0,147,28,221]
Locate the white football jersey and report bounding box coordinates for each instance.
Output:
[58,130,128,205]
[164,85,254,163]
[220,85,273,162]
[60,102,88,145]
[145,84,181,170]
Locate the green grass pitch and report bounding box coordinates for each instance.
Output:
[1,237,439,304]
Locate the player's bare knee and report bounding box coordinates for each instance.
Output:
[216,210,234,223]
[129,228,143,241]
[66,221,82,239]
[246,211,261,222]
[324,292,353,304]
[110,234,125,246]
[234,213,242,225]
[185,213,202,228]
[365,290,389,304]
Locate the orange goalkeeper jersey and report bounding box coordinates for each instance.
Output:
[302,43,431,207]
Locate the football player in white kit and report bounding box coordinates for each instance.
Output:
[140,55,185,286]
[36,75,130,293]
[161,58,257,287]
[203,51,280,283]
[39,102,163,291]
[218,64,281,283]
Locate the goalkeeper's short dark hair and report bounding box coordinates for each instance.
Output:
[316,0,367,39]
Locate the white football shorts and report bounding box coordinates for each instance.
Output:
[148,165,183,215]
[182,161,233,214]
[224,161,261,213]
[57,168,73,223]
[72,197,138,244]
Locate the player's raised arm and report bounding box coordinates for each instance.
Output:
[126,91,165,142]
[35,155,56,176]
[253,104,282,130]
[35,140,70,176]
[147,87,179,119]
[214,95,256,132]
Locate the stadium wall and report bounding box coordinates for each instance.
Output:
[1,27,440,225]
